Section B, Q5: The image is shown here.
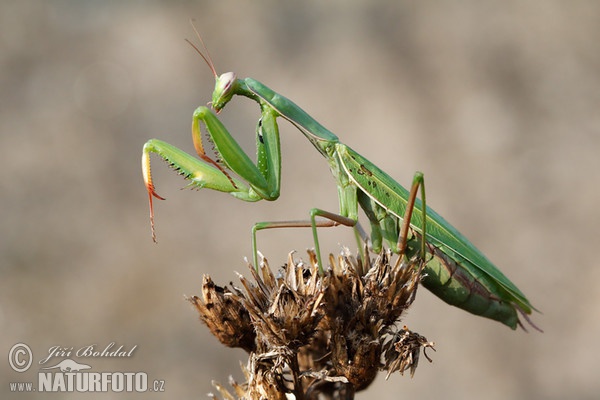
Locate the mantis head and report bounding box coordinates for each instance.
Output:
[211,72,238,112]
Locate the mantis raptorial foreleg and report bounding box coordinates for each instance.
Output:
[142,105,282,241]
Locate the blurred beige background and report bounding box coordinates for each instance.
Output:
[2,1,599,399]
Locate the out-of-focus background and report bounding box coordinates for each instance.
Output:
[2,1,599,399]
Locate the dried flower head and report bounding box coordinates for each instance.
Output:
[193,248,435,399]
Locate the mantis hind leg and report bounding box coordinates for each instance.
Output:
[397,172,427,260]
[251,209,356,274]
[358,172,427,260]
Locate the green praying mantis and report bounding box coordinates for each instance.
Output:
[142,32,540,331]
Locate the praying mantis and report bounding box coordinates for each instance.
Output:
[142,32,540,331]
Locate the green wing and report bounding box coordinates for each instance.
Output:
[338,145,534,313]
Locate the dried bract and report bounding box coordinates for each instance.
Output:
[188,275,256,352]
[382,326,436,379]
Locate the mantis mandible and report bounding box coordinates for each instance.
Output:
[142,31,540,331]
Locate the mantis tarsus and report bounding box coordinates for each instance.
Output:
[142,31,540,331]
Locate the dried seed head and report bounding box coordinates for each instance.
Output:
[194,248,435,399]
